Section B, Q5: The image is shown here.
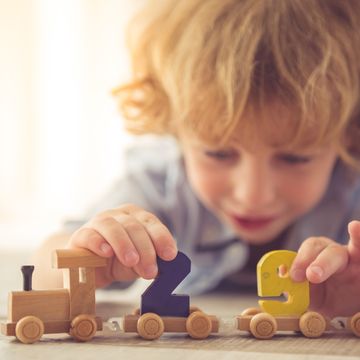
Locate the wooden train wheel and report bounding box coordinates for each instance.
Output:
[186,311,212,339]
[349,312,360,337]
[137,313,164,340]
[299,311,326,338]
[249,313,277,339]
[241,307,262,316]
[70,314,97,342]
[15,316,44,344]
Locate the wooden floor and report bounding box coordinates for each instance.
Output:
[1,250,360,360]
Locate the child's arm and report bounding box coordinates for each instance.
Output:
[33,203,177,289]
[290,220,360,317]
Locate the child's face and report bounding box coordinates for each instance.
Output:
[180,123,339,245]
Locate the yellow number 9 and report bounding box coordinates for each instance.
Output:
[257,250,309,316]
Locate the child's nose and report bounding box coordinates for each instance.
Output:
[232,160,276,209]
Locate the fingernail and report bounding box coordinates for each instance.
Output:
[310,265,324,279]
[162,246,177,260]
[124,250,139,265]
[291,268,305,282]
[100,242,112,253]
[144,265,158,278]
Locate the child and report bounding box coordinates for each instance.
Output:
[33,0,360,318]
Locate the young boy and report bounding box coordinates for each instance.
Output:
[33,0,360,318]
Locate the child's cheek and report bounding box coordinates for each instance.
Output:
[191,169,230,208]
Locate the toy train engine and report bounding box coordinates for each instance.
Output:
[0,249,107,344]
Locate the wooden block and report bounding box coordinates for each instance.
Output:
[124,315,185,332]
[53,249,107,269]
[272,316,301,331]
[237,312,331,337]
[141,252,191,317]
[1,320,70,336]
[123,314,140,332]
[44,316,103,334]
[1,316,102,337]
[1,322,13,336]
[158,316,187,333]
[237,315,252,331]
[8,289,70,323]
[257,250,309,316]
[209,315,219,332]
[123,313,219,333]
[63,268,96,318]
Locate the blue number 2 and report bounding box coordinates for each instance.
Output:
[141,251,191,317]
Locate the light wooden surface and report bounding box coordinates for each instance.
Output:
[1,250,360,360]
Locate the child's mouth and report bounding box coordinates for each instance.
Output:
[230,215,276,231]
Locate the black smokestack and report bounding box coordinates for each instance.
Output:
[21,266,34,291]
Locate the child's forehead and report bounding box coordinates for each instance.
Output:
[193,131,314,153]
[184,128,311,153]
[179,97,342,154]
[209,104,316,147]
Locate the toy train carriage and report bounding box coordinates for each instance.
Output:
[1,249,107,344]
[237,307,331,339]
[121,249,356,341]
[123,306,220,340]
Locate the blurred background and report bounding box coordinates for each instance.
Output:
[0,0,144,249]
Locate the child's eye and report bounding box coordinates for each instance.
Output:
[204,150,237,160]
[277,153,312,164]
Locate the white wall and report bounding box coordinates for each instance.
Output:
[0,0,144,249]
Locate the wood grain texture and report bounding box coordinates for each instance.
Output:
[53,249,107,269]
[8,289,70,322]
[124,313,219,334]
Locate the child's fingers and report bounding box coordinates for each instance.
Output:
[110,259,138,281]
[116,204,177,260]
[69,227,114,258]
[348,220,360,258]
[290,236,333,282]
[113,214,158,279]
[106,204,178,261]
[70,204,177,281]
[72,217,156,280]
[95,259,138,287]
[132,210,178,260]
[75,217,141,268]
[89,216,142,268]
[305,244,348,283]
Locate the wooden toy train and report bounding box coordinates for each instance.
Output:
[1,249,360,343]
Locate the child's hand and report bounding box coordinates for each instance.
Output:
[68,204,177,287]
[290,220,360,317]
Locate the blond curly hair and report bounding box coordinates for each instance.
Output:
[114,0,360,168]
